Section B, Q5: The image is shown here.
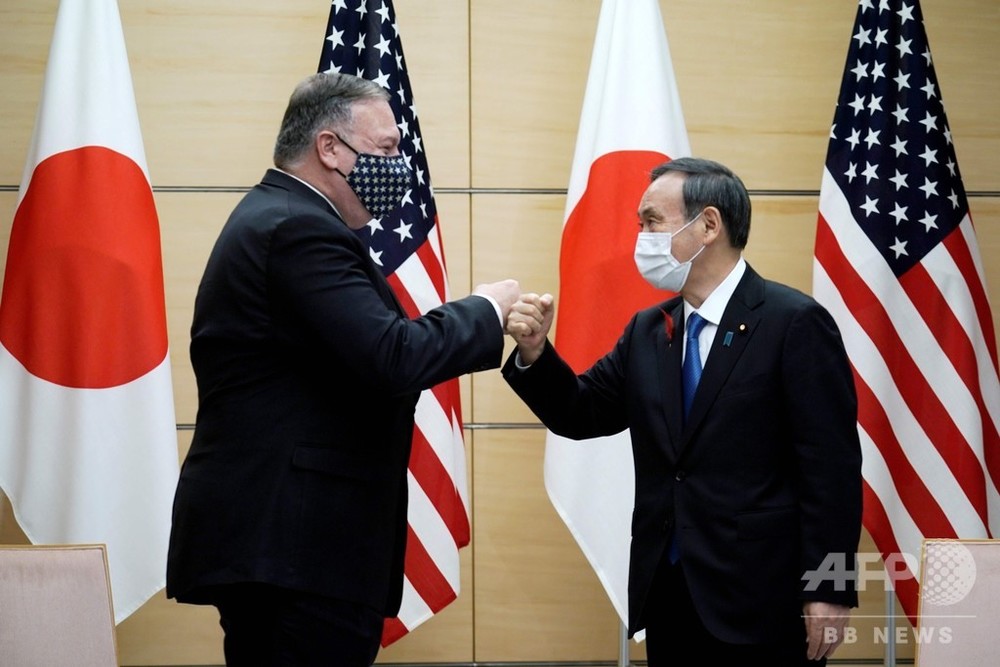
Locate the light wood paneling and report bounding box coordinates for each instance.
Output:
[471,0,1000,192]
[470,1,598,190]
[659,0,856,190]
[0,0,57,186]
[0,193,15,274]
[392,0,471,188]
[970,199,1000,341]
[437,193,476,415]
[122,0,326,187]
[0,0,469,189]
[470,193,565,424]
[473,427,620,661]
[118,588,225,667]
[2,0,1000,664]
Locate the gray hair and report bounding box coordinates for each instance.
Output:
[650,157,751,250]
[273,72,390,168]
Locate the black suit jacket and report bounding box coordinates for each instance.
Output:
[504,265,862,642]
[167,169,502,616]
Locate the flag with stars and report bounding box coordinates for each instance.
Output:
[813,0,1000,623]
[319,0,469,645]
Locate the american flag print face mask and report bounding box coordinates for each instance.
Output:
[336,134,413,220]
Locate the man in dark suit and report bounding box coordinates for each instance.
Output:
[166,72,520,666]
[504,157,862,665]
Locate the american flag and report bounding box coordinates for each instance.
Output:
[813,0,1000,623]
[318,0,470,645]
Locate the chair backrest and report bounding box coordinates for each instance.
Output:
[0,544,118,666]
[916,539,1000,666]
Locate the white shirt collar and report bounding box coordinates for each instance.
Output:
[684,257,747,326]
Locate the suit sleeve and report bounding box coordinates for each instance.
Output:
[268,212,503,395]
[783,301,863,607]
[502,327,633,440]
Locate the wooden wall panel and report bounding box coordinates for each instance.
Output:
[0,0,58,186]
[472,428,620,660]
[470,194,564,424]
[392,0,471,188]
[1,0,999,664]
[121,0,326,187]
[470,1,598,189]
[471,0,1000,191]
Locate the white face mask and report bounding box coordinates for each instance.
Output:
[634,210,705,291]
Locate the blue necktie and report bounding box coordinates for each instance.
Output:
[682,312,707,419]
[669,312,707,564]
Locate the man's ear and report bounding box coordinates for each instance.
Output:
[701,206,725,245]
[316,130,340,170]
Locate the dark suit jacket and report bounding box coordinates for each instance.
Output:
[503,265,862,643]
[167,169,502,617]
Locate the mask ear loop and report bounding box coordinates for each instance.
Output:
[331,133,357,181]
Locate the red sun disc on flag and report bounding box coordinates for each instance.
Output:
[0,146,168,389]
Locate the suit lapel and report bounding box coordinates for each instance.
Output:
[679,268,765,448]
[655,300,686,457]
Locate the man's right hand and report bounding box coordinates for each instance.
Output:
[505,293,554,365]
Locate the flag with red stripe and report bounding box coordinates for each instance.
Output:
[545,0,690,630]
[318,0,468,644]
[813,0,1000,623]
[0,0,178,622]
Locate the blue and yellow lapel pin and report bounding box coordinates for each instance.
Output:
[723,323,748,347]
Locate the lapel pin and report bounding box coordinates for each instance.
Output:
[723,331,734,347]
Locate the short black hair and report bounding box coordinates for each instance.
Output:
[650,157,751,249]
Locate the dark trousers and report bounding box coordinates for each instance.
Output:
[210,583,383,667]
[642,559,824,666]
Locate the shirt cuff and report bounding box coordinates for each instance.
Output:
[473,294,504,329]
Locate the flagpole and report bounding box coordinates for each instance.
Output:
[884,590,896,667]
[618,621,630,667]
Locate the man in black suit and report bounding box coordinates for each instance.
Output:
[166,72,520,666]
[504,157,862,665]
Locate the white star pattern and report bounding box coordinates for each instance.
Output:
[847,128,862,149]
[890,136,907,156]
[319,0,444,278]
[824,0,969,274]
[863,162,880,183]
[327,27,344,49]
[890,202,908,225]
[846,162,858,182]
[861,196,880,216]
[890,237,908,257]
[393,221,413,241]
[919,177,938,199]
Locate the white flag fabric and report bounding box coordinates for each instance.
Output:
[545,0,690,630]
[0,0,178,623]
